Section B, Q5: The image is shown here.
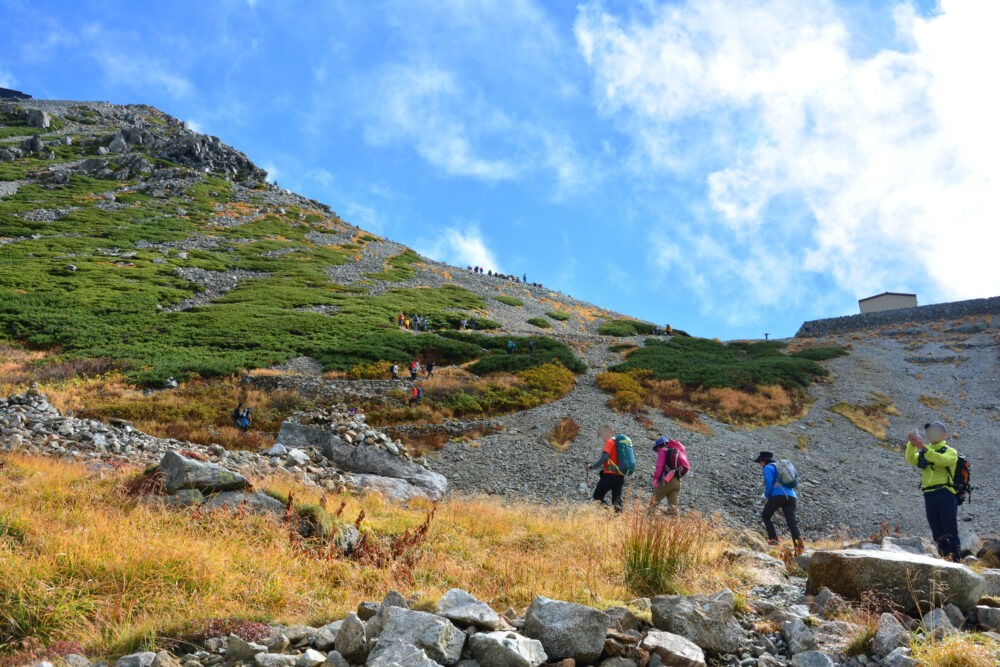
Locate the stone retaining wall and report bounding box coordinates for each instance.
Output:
[795,295,1000,337]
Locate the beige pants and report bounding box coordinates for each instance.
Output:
[651,476,681,516]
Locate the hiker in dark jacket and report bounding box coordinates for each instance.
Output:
[231,402,244,429]
[905,421,962,562]
[754,451,804,555]
[585,426,626,512]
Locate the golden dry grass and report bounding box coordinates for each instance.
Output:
[0,454,755,659]
[549,416,581,451]
[911,634,1000,667]
[920,395,950,410]
[829,394,900,440]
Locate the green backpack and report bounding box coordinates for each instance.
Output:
[611,434,636,476]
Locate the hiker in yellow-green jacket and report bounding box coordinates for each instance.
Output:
[905,420,961,562]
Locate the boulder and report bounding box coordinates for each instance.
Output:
[436,588,504,631]
[379,607,465,665]
[285,448,311,467]
[108,135,128,153]
[605,606,643,633]
[791,652,834,667]
[978,539,1000,568]
[366,640,442,667]
[115,653,156,667]
[27,109,50,128]
[975,605,1000,632]
[959,528,982,557]
[468,631,547,667]
[227,634,268,662]
[322,651,348,667]
[780,618,818,655]
[255,655,297,667]
[650,590,742,654]
[640,630,706,667]
[203,491,285,517]
[366,590,408,638]
[920,608,955,640]
[522,596,608,664]
[873,613,907,657]
[805,549,985,615]
[277,422,447,500]
[334,612,368,664]
[159,451,250,494]
[983,569,1000,597]
[810,588,847,617]
[353,474,439,502]
[883,646,920,667]
[881,536,936,556]
[944,603,965,628]
[296,649,326,667]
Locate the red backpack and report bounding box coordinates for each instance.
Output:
[665,440,691,479]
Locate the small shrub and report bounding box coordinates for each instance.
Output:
[547,311,571,321]
[494,295,523,307]
[598,319,656,337]
[549,416,580,451]
[788,346,848,361]
[346,360,394,380]
[526,317,552,329]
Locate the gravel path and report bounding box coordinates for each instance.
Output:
[426,317,1000,539]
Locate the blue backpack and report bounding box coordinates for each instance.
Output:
[612,434,636,476]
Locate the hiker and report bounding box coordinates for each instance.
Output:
[507,340,516,354]
[397,313,404,328]
[754,451,804,555]
[409,384,422,407]
[460,318,467,331]
[584,427,634,512]
[231,402,244,429]
[409,360,419,380]
[528,340,536,355]
[391,363,399,380]
[651,438,689,516]
[906,421,962,562]
[238,406,252,432]
[426,361,435,378]
[523,273,527,282]
[470,317,476,331]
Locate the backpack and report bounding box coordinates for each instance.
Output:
[774,460,799,489]
[664,440,691,479]
[952,454,972,505]
[611,434,636,476]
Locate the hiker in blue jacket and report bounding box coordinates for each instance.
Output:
[754,451,804,555]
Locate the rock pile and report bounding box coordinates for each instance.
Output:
[46,566,1000,667]
[0,389,444,502]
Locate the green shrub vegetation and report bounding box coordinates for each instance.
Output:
[494,295,523,307]
[598,318,657,337]
[789,346,849,361]
[610,336,842,390]
[437,331,586,375]
[364,249,422,282]
[526,317,552,329]
[547,311,571,321]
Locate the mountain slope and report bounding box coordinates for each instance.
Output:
[0,100,619,386]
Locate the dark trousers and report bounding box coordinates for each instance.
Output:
[593,472,625,512]
[762,495,801,542]
[924,488,962,562]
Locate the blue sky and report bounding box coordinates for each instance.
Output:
[3,0,998,339]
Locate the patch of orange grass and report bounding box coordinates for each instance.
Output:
[549,416,580,451]
[1,454,703,657]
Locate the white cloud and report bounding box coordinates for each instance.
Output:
[361,64,520,182]
[416,223,500,272]
[0,66,15,88]
[576,0,1000,315]
[260,161,279,182]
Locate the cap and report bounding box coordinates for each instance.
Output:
[653,437,669,450]
[752,450,774,463]
[924,421,948,433]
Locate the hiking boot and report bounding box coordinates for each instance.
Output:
[794,538,805,556]
[766,539,780,547]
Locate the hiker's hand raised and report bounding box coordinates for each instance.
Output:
[909,432,925,450]
[584,463,591,471]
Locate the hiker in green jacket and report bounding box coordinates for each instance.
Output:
[905,420,962,562]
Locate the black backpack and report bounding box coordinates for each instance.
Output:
[952,454,973,505]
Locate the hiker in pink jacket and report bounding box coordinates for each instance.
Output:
[651,437,690,516]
